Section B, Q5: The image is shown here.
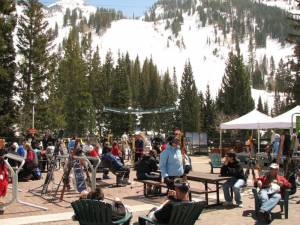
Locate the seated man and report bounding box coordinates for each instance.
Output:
[146,179,190,224]
[100,142,111,179]
[221,151,246,207]
[136,150,161,195]
[254,163,291,224]
[136,150,160,181]
[82,187,128,221]
[19,143,38,181]
[101,148,131,185]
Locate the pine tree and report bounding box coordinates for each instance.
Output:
[248,32,255,77]
[287,3,300,105]
[102,51,114,107]
[139,58,150,109]
[294,75,300,104]
[270,56,275,81]
[54,22,59,37]
[272,91,282,116]
[263,101,269,115]
[43,51,65,130]
[17,0,53,131]
[58,29,93,136]
[203,85,216,138]
[252,62,265,89]
[217,51,254,116]
[160,70,177,132]
[131,56,141,106]
[261,54,268,75]
[172,67,179,98]
[63,8,71,26]
[70,9,78,27]
[142,58,161,130]
[275,59,287,92]
[198,91,205,132]
[178,61,201,132]
[0,0,17,139]
[257,96,263,112]
[109,54,132,135]
[89,47,102,134]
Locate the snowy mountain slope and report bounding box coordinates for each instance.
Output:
[46,0,96,28]
[93,15,293,109]
[16,0,296,110]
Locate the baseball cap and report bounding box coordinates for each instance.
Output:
[174,178,190,193]
[269,163,279,169]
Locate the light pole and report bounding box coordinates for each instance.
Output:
[32,99,35,128]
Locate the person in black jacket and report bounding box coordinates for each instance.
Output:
[146,178,190,224]
[136,150,160,181]
[83,187,128,222]
[221,151,246,207]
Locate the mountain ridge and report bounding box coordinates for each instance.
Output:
[16,0,298,109]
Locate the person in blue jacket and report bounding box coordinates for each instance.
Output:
[159,136,184,189]
[101,148,131,185]
[17,140,26,157]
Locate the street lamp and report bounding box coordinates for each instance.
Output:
[32,99,36,128]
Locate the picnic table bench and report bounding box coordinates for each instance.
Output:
[134,179,215,198]
[187,171,231,207]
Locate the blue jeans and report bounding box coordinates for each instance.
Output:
[258,189,282,213]
[223,178,245,204]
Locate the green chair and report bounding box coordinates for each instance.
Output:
[71,199,132,225]
[209,153,223,173]
[236,153,249,165]
[252,188,290,219]
[138,201,206,225]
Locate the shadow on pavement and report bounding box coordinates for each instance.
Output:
[243,209,286,225]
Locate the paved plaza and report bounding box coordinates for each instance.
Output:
[1,156,300,225]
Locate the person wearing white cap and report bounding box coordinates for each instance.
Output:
[254,163,291,224]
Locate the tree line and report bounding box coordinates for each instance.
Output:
[1,0,299,141]
[146,0,288,47]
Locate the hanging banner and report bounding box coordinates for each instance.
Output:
[296,116,300,134]
[103,106,176,115]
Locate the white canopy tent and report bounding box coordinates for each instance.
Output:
[262,105,300,129]
[219,109,273,152]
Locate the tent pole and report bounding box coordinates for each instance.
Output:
[257,129,260,153]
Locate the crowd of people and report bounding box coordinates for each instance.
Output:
[0,127,298,224]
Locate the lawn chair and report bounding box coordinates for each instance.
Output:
[209,153,223,173]
[71,199,132,225]
[138,201,206,225]
[236,153,249,166]
[252,188,290,219]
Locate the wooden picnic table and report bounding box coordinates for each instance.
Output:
[187,171,231,207]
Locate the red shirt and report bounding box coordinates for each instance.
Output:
[27,150,35,162]
[161,143,167,152]
[0,161,9,197]
[255,174,291,197]
[89,148,99,157]
[112,144,120,156]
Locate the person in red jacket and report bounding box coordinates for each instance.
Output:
[0,141,9,214]
[254,163,291,224]
[112,141,121,157]
[89,144,100,158]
